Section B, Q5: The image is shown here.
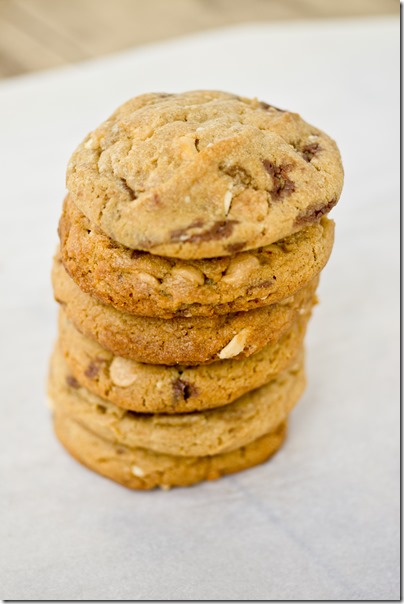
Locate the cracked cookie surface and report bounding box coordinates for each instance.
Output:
[52,254,318,365]
[58,308,309,413]
[66,90,343,259]
[53,413,287,490]
[59,194,333,318]
[49,345,304,457]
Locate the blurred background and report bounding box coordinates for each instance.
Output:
[0,0,398,79]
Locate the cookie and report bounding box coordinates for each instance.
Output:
[59,194,334,318]
[53,413,287,490]
[49,345,304,456]
[66,90,343,259]
[52,254,318,365]
[58,308,309,413]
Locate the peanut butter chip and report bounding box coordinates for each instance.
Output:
[171,266,205,285]
[109,357,138,387]
[221,255,260,285]
[218,329,250,359]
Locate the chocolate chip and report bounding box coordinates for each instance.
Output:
[262,160,295,199]
[225,241,247,253]
[84,361,100,379]
[66,375,80,389]
[170,219,204,242]
[171,220,238,244]
[301,143,320,162]
[187,221,239,243]
[294,198,337,227]
[173,379,197,401]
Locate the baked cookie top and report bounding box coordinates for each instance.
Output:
[66,90,343,259]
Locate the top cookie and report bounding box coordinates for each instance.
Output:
[67,90,343,259]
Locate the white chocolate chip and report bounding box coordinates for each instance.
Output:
[307,134,319,142]
[218,329,250,359]
[136,272,159,288]
[221,255,260,285]
[184,196,191,204]
[223,189,233,215]
[131,465,145,477]
[109,357,138,387]
[171,266,205,285]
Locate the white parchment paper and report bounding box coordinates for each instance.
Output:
[1,18,399,600]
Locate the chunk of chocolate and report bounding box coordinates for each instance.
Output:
[301,143,320,162]
[171,220,239,244]
[294,198,337,227]
[262,160,295,199]
[66,375,80,389]
[173,379,198,401]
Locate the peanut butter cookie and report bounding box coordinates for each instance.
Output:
[59,194,333,318]
[58,308,309,413]
[53,413,287,490]
[49,346,304,457]
[52,254,318,365]
[67,90,343,259]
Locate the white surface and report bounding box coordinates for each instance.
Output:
[1,17,399,601]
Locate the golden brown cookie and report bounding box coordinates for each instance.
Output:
[53,413,287,490]
[59,194,334,318]
[49,345,304,456]
[52,254,318,365]
[58,308,309,413]
[67,90,343,259]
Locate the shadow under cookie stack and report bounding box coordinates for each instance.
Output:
[49,91,343,490]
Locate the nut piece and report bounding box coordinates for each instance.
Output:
[221,255,260,285]
[131,465,145,477]
[109,357,138,387]
[223,189,233,215]
[136,272,160,288]
[218,329,250,359]
[171,266,205,285]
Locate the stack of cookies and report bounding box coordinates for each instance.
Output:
[49,91,343,490]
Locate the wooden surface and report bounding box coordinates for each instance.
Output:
[0,0,398,79]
